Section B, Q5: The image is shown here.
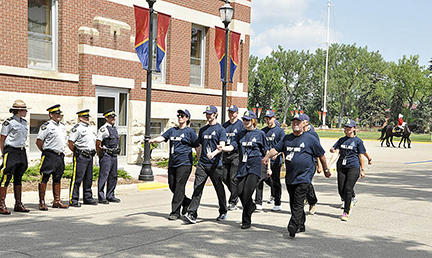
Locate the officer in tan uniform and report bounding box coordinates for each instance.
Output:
[36,104,69,210]
[68,109,97,207]
[0,100,31,215]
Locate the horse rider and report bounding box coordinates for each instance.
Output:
[394,114,405,133]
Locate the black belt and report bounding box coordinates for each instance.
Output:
[102,147,121,156]
[74,148,96,157]
[44,149,64,156]
[5,146,25,151]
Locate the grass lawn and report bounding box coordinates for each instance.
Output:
[280,128,432,143]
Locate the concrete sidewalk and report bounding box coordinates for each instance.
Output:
[0,138,431,257]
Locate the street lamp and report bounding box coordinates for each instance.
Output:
[219,1,234,123]
[139,0,157,181]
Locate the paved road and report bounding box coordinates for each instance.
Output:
[1,138,432,257]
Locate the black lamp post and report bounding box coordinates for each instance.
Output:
[139,0,156,181]
[219,1,234,123]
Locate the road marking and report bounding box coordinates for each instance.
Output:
[405,160,432,165]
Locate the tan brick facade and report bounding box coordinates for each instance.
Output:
[0,0,251,163]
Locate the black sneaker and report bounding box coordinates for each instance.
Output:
[216,213,227,221]
[241,224,251,229]
[168,214,180,220]
[184,213,196,224]
[227,203,237,211]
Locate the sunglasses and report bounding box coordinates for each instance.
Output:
[177,114,186,118]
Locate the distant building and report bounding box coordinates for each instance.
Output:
[0,0,251,163]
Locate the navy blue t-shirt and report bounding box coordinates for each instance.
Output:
[231,129,269,178]
[222,119,245,151]
[305,129,320,162]
[195,123,227,166]
[333,136,366,169]
[274,132,325,185]
[162,127,198,167]
[262,126,285,165]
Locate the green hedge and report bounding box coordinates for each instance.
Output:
[18,164,131,183]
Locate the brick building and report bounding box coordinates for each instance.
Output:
[0,0,251,164]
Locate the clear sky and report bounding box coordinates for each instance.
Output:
[250,0,432,67]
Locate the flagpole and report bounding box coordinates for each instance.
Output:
[139,0,156,181]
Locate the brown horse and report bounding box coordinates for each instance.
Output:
[378,123,418,148]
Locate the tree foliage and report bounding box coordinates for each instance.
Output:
[249,43,432,131]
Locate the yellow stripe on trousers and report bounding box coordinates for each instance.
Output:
[69,156,77,202]
[0,153,8,187]
[38,155,45,183]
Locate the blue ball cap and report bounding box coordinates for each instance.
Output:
[203,105,218,114]
[302,114,310,122]
[177,109,191,118]
[228,105,238,112]
[291,113,305,121]
[264,110,276,118]
[344,119,356,127]
[242,110,257,120]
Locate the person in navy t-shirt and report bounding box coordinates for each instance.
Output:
[263,114,331,238]
[256,110,285,211]
[328,119,366,221]
[302,113,321,215]
[184,105,228,224]
[222,105,244,210]
[149,109,198,220]
[214,110,269,229]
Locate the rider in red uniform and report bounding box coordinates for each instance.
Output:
[396,114,405,132]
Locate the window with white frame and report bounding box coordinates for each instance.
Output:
[150,119,165,150]
[29,114,55,154]
[152,13,167,84]
[28,0,58,70]
[190,25,206,87]
[190,120,205,135]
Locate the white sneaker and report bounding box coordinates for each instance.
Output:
[309,204,316,215]
[255,204,263,211]
[272,205,281,211]
[352,197,358,206]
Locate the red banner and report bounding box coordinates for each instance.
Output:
[300,110,304,114]
[156,12,171,72]
[290,111,294,116]
[258,108,262,117]
[134,5,150,70]
[229,31,241,82]
[295,110,298,115]
[215,27,226,81]
[252,108,256,114]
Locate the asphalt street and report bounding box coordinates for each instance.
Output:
[1,138,432,257]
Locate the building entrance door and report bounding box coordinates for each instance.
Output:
[96,86,128,156]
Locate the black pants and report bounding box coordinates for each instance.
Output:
[337,167,360,213]
[286,183,310,234]
[188,163,227,217]
[69,154,95,204]
[0,147,28,187]
[98,153,117,200]
[306,184,318,205]
[222,151,239,205]
[168,165,192,216]
[237,173,259,226]
[39,150,65,183]
[255,163,281,205]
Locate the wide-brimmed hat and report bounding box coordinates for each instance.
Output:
[9,99,30,113]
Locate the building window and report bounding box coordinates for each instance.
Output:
[152,13,166,84]
[28,0,58,70]
[190,120,205,135]
[29,114,53,154]
[150,120,165,150]
[190,25,206,87]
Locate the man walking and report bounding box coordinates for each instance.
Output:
[185,105,227,224]
[222,105,244,210]
[262,114,331,238]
